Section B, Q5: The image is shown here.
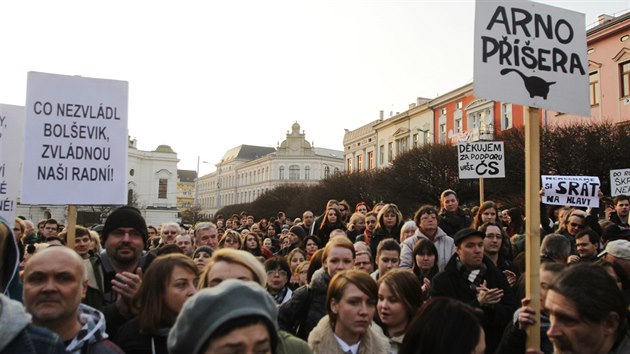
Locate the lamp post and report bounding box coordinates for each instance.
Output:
[194,156,209,208]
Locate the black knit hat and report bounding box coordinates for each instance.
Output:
[101,206,148,245]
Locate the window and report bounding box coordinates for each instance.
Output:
[379,145,384,164]
[622,61,630,98]
[324,166,330,178]
[455,118,462,133]
[357,155,363,172]
[289,165,299,180]
[439,124,446,144]
[279,166,285,180]
[305,166,310,180]
[501,103,513,130]
[127,189,134,205]
[158,179,167,199]
[589,72,600,106]
[368,151,374,170]
[455,101,462,110]
[388,142,393,162]
[395,137,408,155]
[413,133,419,148]
[347,158,353,173]
[440,107,447,115]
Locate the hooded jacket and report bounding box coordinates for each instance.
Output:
[400,227,454,272]
[1,221,22,302]
[307,315,389,354]
[0,294,66,354]
[65,304,123,354]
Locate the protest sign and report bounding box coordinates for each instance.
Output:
[21,72,128,205]
[610,168,630,196]
[474,0,589,116]
[0,104,24,223]
[458,141,505,179]
[542,175,600,207]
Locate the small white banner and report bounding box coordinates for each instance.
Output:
[458,141,505,179]
[542,175,600,207]
[610,168,630,196]
[0,104,24,223]
[21,72,128,205]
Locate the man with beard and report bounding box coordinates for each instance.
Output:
[98,206,150,337]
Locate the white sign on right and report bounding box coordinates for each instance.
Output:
[542,175,600,208]
[474,0,589,117]
[458,141,505,179]
[610,168,630,196]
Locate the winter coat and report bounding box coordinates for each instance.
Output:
[429,254,518,354]
[66,304,123,354]
[0,294,66,354]
[114,317,169,354]
[369,224,402,258]
[307,315,390,354]
[437,208,472,237]
[278,269,330,340]
[400,227,454,271]
[277,330,313,354]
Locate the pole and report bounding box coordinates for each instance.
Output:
[525,106,541,350]
[66,205,77,250]
[479,177,485,204]
[194,156,200,208]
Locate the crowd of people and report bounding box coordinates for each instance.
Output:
[1,190,630,354]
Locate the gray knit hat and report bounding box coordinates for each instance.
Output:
[168,279,278,354]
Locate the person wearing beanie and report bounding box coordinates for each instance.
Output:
[275,225,307,257]
[168,279,279,354]
[192,246,213,272]
[98,206,152,338]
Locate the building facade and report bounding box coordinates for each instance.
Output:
[543,12,630,126]
[196,122,344,218]
[177,169,197,212]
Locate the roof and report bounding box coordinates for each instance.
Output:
[314,147,344,160]
[587,11,630,35]
[154,144,175,153]
[178,169,197,182]
[221,145,276,162]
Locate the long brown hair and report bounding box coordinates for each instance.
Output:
[132,253,198,334]
[327,270,377,328]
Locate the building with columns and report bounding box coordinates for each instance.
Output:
[196,122,344,218]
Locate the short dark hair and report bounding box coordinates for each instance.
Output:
[202,315,277,354]
[264,256,291,279]
[376,239,400,258]
[45,218,58,226]
[548,263,627,339]
[575,228,599,245]
[613,195,629,206]
[413,205,438,226]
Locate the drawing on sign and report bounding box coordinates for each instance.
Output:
[500,68,555,99]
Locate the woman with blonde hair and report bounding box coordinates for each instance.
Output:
[369,203,404,257]
[308,269,389,354]
[218,229,242,249]
[198,248,267,289]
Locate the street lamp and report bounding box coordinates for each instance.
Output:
[194,156,209,208]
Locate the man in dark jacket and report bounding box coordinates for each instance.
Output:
[430,228,517,354]
[437,189,472,236]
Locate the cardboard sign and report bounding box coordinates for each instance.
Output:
[458,141,505,179]
[542,175,600,207]
[21,72,128,205]
[0,104,24,223]
[474,0,589,116]
[610,168,630,196]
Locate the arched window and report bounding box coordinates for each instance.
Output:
[289,165,300,180]
[279,166,285,180]
[324,166,330,178]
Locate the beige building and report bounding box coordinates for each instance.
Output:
[177,169,197,212]
[344,98,433,171]
[196,122,344,218]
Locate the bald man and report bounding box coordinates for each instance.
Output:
[22,246,123,353]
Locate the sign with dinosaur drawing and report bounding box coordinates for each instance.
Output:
[473,0,589,117]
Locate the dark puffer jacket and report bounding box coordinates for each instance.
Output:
[278,268,330,340]
[437,208,472,237]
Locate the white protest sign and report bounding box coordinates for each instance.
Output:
[542,175,600,207]
[474,0,589,116]
[458,141,505,179]
[21,72,128,205]
[610,168,630,196]
[0,104,24,223]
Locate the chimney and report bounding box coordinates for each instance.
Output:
[598,14,614,25]
[379,110,384,121]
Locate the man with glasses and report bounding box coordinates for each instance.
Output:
[160,222,181,246]
[480,222,519,286]
[400,205,454,271]
[98,206,150,337]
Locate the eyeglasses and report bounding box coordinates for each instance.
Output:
[163,231,178,235]
[266,270,288,277]
[569,222,584,229]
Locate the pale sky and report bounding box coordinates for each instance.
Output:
[1,0,628,176]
